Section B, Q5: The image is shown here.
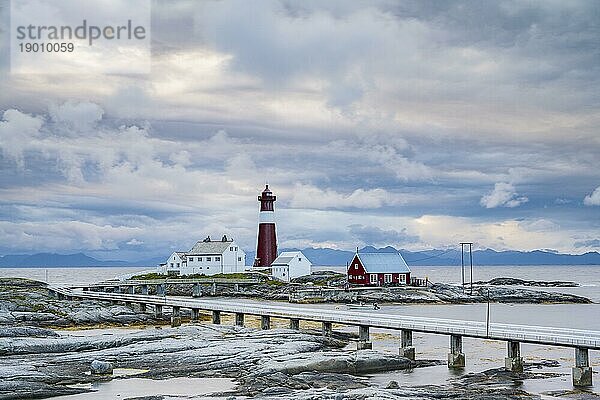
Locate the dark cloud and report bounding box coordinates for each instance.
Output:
[348,224,419,247]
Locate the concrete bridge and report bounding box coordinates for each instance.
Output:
[49,286,597,387]
[72,278,261,297]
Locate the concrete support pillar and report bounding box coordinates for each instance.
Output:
[448,334,465,368]
[141,285,149,295]
[211,283,217,295]
[139,303,147,313]
[234,283,239,292]
[156,284,166,297]
[212,310,221,325]
[261,316,271,330]
[322,322,333,337]
[191,308,200,321]
[290,319,300,330]
[155,304,163,318]
[357,325,372,350]
[171,306,181,327]
[193,283,202,298]
[572,347,592,387]
[400,329,415,360]
[505,341,523,373]
[235,313,245,327]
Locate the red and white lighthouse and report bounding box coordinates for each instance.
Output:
[254,184,278,268]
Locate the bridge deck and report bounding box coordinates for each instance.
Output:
[56,287,600,350]
[81,278,261,287]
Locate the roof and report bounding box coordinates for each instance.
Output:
[271,251,310,266]
[356,252,411,273]
[188,240,232,255]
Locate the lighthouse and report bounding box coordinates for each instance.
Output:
[254,184,278,268]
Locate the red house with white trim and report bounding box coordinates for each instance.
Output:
[347,251,411,286]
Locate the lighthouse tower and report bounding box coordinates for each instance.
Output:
[254,184,278,268]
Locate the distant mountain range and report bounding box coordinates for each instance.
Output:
[1,247,599,268]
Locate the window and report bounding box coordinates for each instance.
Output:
[349,274,353,279]
[176,263,180,267]
[235,247,237,251]
[170,263,174,267]
[370,274,377,283]
[399,274,407,284]
[215,257,221,261]
[384,274,392,283]
[207,257,211,261]
[207,266,210,269]
[238,257,242,261]
[354,263,358,270]
[299,258,302,261]
[198,257,202,261]
[230,247,234,251]
[199,267,203,269]
[189,257,194,262]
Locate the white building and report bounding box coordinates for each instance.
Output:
[158,235,246,276]
[270,251,312,282]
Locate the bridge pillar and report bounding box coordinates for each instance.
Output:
[400,329,415,360]
[171,306,181,327]
[261,316,271,330]
[193,283,202,298]
[156,284,166,297]
[505,341,523,373]
[235,313,245,327]
[211,283,217,295]
[357,325,372,350]
[322,322,333,337]
[572,347,592,387]
[141,285,149,295]
[191,308,200,321]
[290,319,300,330]
[139,303,147,313]
[448,334,465,368]
[212,310,221,325]
[155,304,163,318]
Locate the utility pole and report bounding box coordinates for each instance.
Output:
[486,288,491,337]
[460,244,465,293]
[459,242,473,295]
[469,243,473,295]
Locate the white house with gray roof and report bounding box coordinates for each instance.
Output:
[158,235,246,276]
[270,251,312,282]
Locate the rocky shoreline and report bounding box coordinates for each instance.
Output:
[0,277,596,400]
[144,272,592,304]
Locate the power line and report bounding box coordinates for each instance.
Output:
[404,248,455,263]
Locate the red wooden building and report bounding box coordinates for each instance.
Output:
[347,251,411,286]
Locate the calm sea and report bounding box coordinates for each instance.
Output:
[2,265,599,395]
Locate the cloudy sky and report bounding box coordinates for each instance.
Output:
[0,0,599,261]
